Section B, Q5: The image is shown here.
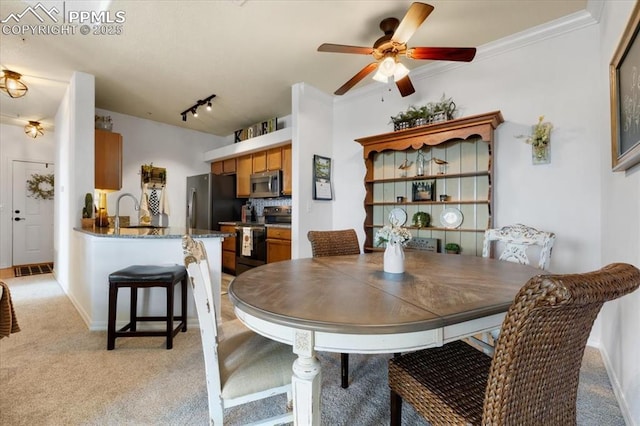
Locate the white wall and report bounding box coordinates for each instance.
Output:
[0,124,56,268]
[291,83,334,259]
[598,2,640,423]
[94,108,226,228]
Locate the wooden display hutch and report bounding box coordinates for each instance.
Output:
[356,111,504,255]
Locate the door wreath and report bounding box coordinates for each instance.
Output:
[26,173,55,200]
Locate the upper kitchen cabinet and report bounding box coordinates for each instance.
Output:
[282,145,292,195]
[95,129,122,190]
[211,158,237,175]
[236,154,252,197]
[252,147,283,172]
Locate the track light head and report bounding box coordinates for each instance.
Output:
[181,113,187,122]
[192,108,198,118]
[206,102,212,111]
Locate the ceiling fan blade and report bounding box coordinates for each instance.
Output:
[407,47,477,62]
[392,2,434,44]
[318,43,374,55]
[396,75,415,97]
[335,62,379,95]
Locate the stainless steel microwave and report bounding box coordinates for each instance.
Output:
[250,170,282,198]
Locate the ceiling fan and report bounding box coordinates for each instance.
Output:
[317,2,477,97]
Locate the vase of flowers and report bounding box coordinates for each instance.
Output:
[375,225,412,274]
[524,115,553,164]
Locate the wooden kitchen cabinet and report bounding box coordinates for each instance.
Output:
[220,225,237,274]
[266,227,291,263]
[211,158,236,175]
[281,144,292,195]
[236,154,252,197]
[95,129,122,190]
[252,147,282,173]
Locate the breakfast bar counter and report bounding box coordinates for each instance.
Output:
[71,227,229,331]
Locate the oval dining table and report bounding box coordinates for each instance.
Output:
[228,250,541,425]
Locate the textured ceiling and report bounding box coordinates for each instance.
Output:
[0,0,587,137]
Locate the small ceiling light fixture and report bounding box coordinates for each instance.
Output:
[372,55,409,84]
[24,121,44,138]
[180,94,216,122]
[0,69,29,98]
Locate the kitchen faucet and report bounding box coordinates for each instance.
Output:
[114,193,140,232]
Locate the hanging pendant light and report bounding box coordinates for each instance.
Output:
[0,70,28,98]
[25,121,44,138]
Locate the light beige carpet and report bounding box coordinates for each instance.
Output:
[0,274,625,425]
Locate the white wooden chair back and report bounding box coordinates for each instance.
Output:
[482,223,556,270]
[182,235,294,425]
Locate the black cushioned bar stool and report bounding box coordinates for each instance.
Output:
[107,264,188,350]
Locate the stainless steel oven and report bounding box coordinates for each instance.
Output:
[235,225,266,275]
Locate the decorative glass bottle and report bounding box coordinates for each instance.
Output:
[95,192,109,227]
[416,149,425,176]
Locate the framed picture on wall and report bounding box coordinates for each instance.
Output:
[313,155,333,200]
[610,1,640,171]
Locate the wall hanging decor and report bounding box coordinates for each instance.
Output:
[610,0,640,171]
[520,115,553,165]
[312,155,333,200]
[26,173,54,200]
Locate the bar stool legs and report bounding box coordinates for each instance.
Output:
[107,265,188,350]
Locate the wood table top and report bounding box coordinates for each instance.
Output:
[228,251,541,334]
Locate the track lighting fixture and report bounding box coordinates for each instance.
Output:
[24,121,44,138]
[0,69,28,98]
[180,94,216,122]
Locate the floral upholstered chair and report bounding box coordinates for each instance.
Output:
[482,223,556,270]
[479,223,556,350]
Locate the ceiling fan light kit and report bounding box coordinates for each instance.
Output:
[24,121,44,138]
[180,94,216,122]
[317,2,476,98]
[0,69,29,98]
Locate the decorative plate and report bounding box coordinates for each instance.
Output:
[388,208,407,227]
[439,207,463,229]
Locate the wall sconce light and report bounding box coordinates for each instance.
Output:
[180,94,216,122]
[0,69,29,98]
[24,121,44,138]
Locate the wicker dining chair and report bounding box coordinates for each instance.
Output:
[388,263,640,426]
[307,229,361,389]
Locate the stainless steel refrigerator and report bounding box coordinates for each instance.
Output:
[186,173,243,230]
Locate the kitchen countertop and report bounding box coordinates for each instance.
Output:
[74,226,233,239]
[219,221,291,229]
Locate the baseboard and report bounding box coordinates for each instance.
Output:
[595,343,635,426]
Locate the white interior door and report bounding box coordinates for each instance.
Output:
[12,160,55,266]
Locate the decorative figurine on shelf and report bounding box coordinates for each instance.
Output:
[416,149,425,176]
[397,159,413,177]
[431,157,448,174]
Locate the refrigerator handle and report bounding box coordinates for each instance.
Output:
[188,188,196,228]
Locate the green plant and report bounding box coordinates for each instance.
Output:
[445,243,460,253]
[412,211,430,228]
[82,192,93,218]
